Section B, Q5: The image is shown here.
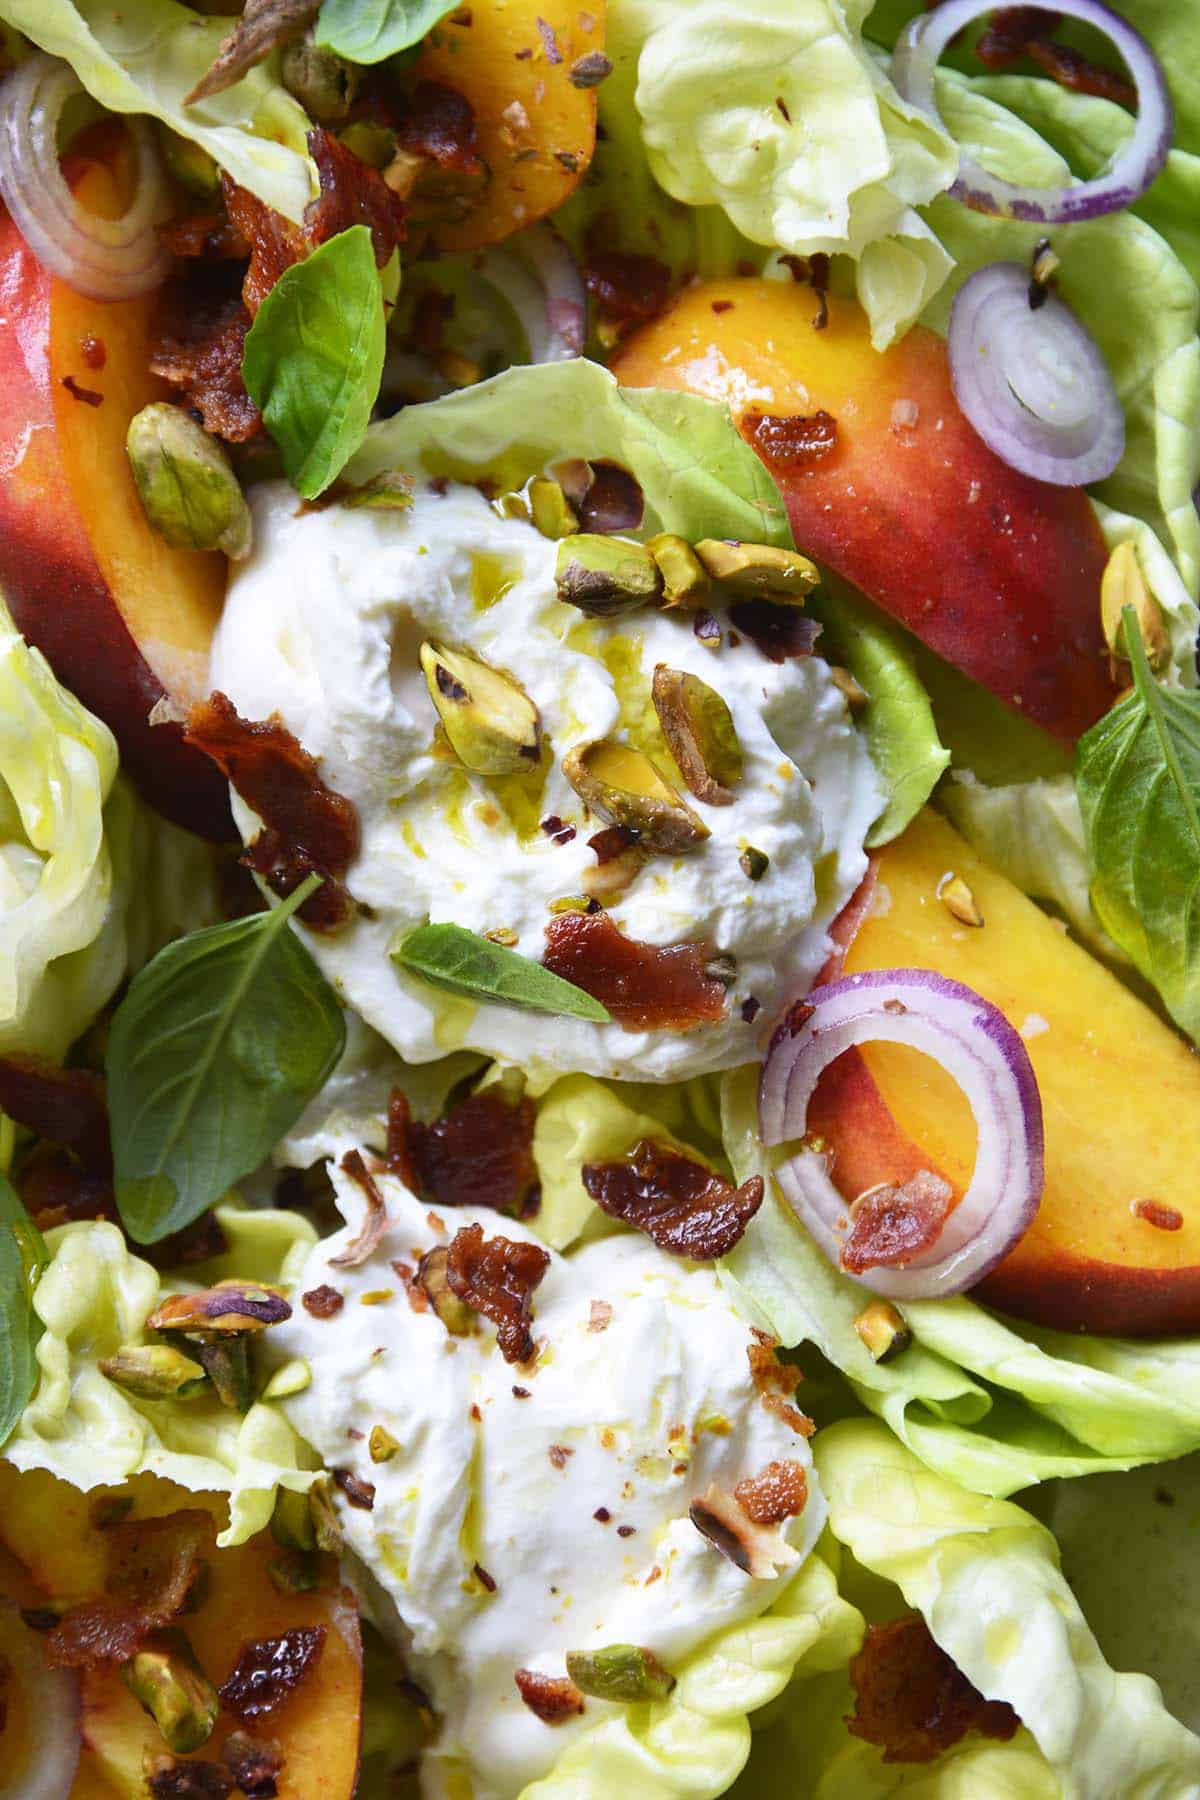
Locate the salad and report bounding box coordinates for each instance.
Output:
[0,0,1198,1795]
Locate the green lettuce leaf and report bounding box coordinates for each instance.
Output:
[346,359,791,546]
[0,0,316,221]
[315,0,457,64]
[4,1208,320,1547]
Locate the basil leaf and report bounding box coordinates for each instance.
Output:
[394,923,611,1022]
[316,0,457,62]
[1076,611,1200,1043]
[108,877,347,1244]
[243,226,386,500]
[0,1176,47,1448]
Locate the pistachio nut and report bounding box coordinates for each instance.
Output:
[1100,540,1169,672]
[417,1245,476,1336]
[147,1280,291,1336]
[420,642,542,776]
[267,1549,320,1595]
[739,846,769,882]
[343,470,415,513]
[157,126,221,200]
[196,1337,255,1412]
[530,477,580,541]
[121,1628,219,1754]
[126,404,252,560]
[852,1299,912,1363]
[651,666,742,805]
[280,32,361,123]
[938,873,984,928]
[308,1473,345,1556]
[565,1644,677,1704]
[694,539,820,601]
[646,534,711,609]
[261,1358,312,1400]
[555,535,663,618]
[99,1345,207,1402]
[369,1424,401,1464]
[270,1485,316,1553]
[563,740,710,854]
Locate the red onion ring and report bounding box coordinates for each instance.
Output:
[892,0,1172,223]
[479,223,586,362]
[949,262,1124,484]
[758,969,1044,1300]
[0,54,171,301]
[0,1600,81,1799]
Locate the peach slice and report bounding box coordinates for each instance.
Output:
[0,157,231,838]
[806,810,1200,1334]
[612,278,1113,746]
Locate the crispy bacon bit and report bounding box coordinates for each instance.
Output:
[976,7,1137,107]
[1026,36,1137,103]
[444,1222,550,1364]
[330,1151,391,1269]
[148,1761,233,1800]
[515,1668,585,1723]
[18,1146,113,1234]
[396,82,483,175]
[840,1171,954,1275]
[577,462,645,534]
[185,691,360,930]
[304,129,408,276]
[734,1460,809,1526]
[219,1627,327,1722]
[150,275,261,443]
[582,1139,764,1260]
[0,1056,111,1172]
[1132,1198,1184,1232]
[406,1089,539,1218]
[45,1512,210,1669]
[584,250,673,323]
[689,1485,799,1580]
[384,1088,419,1189]
[747,1333,815,1438]
[728,601,822,665]
[743,409,839,471]
[846,1615,1019,1763]
[161,212,250,261]
[543,911,729,1031]
[61,374,102,406]
[302,1285,345,1319]
[334,1469,376,1511]
[221,1732,283,1800]
[975,6,1058,66]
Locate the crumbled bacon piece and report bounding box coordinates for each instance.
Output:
[221,1732,283,1800]
[150,273,261,444]
[445,1222,550,1364]
[543,912,729,1031]
[728,601,822,665]
[840,1171,954,1275]
[743,410,839,471]
[975,5,1060,65]
[17,1146,113,1234]
[45,1512,211,1669]
[581,1139,764,1260]
[329,1150,390,1268]
[1025,36,1137,104]
[302,1284,345,1319]
[385,1088,419,1188]
[584,250,673,322]
[148,1761,233,1800]
[184,692,360,930]
[160,212,250,261]
[396,81,483,174]
[219,1627,327,1722]
[0,1056,111,1172]
[734,1460,809,1526]
[747,1332,814,1437]
[406,1090,539,1218]
[514,1668,585,1723]
[846,1615,1019,1763]
[975,7,1135,105]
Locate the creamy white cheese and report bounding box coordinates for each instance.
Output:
[275,1160,823,1800]
[209,480,880,1081]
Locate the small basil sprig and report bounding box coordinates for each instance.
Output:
[107,877,346,1245]
[1077,607,1200,1043]
[243,225,387,500]
[394,923,611,1021]
[316,0,458,61]
[0,1176,48,1448]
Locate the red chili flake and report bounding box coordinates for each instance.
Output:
[407,1089,539,1218]
[734,1460,809,1526]
[221,1732,283,1800]
[543,911,729,1031]
[515,1668,585,1723]
[548,1444,574,1470]
[593,1507,611,1523]
[334,1470,376,1511]
[541,814,577,845]
[45,1511,211,1669]
[728,601,822,665]
[445,1223,549,1364]
[582,1139,764,1260]
[384,1088,419,1189]
[536,15,563,62]
[584,250,673,323]
[148,1762,233,1800]
[1132,1198,1184,1232]
[840,1172,954,1275]
[184,692,359,930]
[0,1055,111,1172]
[61,374,103,406]
[846,1615,1019,1763]
[743,409,839,471]
[588,825,638,864]
[577,462,645,533]
[473,1563,497,1593]
[219,1627,327,1722]
[393,1260,430,1312]
[301,1285,344,1319]
[617,1524,635,1538]
[79,333,106,370]
[512,1385,531,1398]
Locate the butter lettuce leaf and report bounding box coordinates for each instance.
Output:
[5,1209,320,1546]
[0,0,316,221]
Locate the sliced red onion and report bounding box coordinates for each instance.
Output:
[893,0,1171,223]
[479,223,585,362]
[0,1601,81,1798]
[758,969,1044,1300]
[949,262,1124,485]
[0,54,171,300]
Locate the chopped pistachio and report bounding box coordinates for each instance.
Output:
[420,642,542,776]
[126,404,252,559]
[369,1425,401,1464]
[417,1246,476,1336]
[280,32,361,122]
[565,1644,677,1703]
[938,873,984,928]
[121,1628,219,1755]
[853,1300,912,1363]
[147,1279,289,1335]
[308,1474,345,1555]
[261,1358,312,1401]
[343,469,414,512]
[829,665,869,708]
[99,1344,207,1402]
[268,1549,320,1595]
[547,894,595,914]
[270,1485,316,1553]
[485,926,520,947]
[1100,540,1169,672]
[647,533,711,609]
[694,539,820,600]
[493,490,533,523]
[157,126,221,199]
[530,477,580,540]
[197,1338,255,1412]
[739,846,770,882]
[555,535,663,618]
[651,666,742,805]
[562,740,709,854]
